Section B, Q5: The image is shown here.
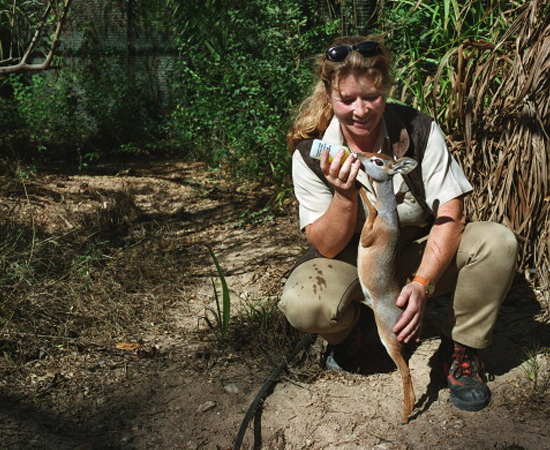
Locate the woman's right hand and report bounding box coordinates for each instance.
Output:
[320,148,362,199]
[305,148,362,258]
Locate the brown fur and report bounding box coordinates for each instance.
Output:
[356,154,417,424]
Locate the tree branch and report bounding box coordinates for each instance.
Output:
[0,0,73,74]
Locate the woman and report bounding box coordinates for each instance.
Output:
[278,35,518,412]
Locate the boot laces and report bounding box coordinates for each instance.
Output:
[452,345,483,379]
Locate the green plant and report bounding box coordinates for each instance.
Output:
[167,0,335,181]
[522,347,541,384]
[205,245,231,342]
[2,0,172,163]
[76,241,106,278]
[8,55,162,162]
[77,148,101,170]
[521,346,550,400]
[374,0,513,117]
[232,206,276,229]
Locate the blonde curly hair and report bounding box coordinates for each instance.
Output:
[287,35,394,152]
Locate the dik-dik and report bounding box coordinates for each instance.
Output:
[356,152,418,424]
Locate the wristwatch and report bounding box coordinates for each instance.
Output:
[412,275,435,297]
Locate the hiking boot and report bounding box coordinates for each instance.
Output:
[446,341,490,412]
[324,303,374,372]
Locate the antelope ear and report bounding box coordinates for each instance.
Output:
[390,157,418,175]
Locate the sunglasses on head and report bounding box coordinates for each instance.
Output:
[326,41,381,62]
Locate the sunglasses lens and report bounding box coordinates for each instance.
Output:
[354,41,381,57]
[326,41,381,62]
[326,46,351,62]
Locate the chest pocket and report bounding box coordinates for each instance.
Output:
[395,177,430,227]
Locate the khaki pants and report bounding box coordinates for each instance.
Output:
[278,222,518,349]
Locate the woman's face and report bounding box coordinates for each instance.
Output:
[328,74,386,146]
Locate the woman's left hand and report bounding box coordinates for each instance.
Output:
[392,281,427,343]
[392,197,466,343]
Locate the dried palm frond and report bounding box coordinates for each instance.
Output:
[435,0,550,309]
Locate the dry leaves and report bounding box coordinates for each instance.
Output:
[436,0,550,308]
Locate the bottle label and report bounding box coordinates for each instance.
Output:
[310,139,351,163]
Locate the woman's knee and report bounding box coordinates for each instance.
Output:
[462,222,518,268]
[278,293,332,333]
[278,258,362,334]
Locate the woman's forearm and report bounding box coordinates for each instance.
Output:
[414,197,466,284]
[394,197,466,343]
[305,192,358,258]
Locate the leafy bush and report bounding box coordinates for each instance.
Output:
[166,0,516,181]
[0,89,26,155]
[8,55,161,163]
[167,0,339,180]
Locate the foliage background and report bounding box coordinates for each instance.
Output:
[0,0,549,304]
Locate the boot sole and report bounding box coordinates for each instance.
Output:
[450,392,490,412]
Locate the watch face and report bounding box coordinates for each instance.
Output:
[426,282,435,295]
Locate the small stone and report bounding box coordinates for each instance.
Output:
[197,401,216,413]
[453,419,465,429]
[224,383,239,394]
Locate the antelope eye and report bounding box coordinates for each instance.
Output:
[373,158,384,167]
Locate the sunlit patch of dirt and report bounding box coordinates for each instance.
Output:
[0,156,549,450]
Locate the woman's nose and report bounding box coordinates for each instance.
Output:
[353,99,369,115]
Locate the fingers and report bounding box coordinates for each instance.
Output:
[393,283,426,343]
[321,149,360,189]
[396,312,424,343]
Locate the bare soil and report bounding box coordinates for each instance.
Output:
[1,157,549,450]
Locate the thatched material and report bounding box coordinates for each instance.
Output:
[436,1,550,309]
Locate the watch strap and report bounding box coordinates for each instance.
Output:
[412,275,435,296]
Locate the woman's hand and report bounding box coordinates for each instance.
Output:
[305,148,362,258]
[320,148,362,199]
[392,197,466,343]
[393,281,427,343]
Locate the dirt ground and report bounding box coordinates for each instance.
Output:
[1,156,549,450]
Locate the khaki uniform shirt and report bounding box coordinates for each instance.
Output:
[292,116,473,232]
